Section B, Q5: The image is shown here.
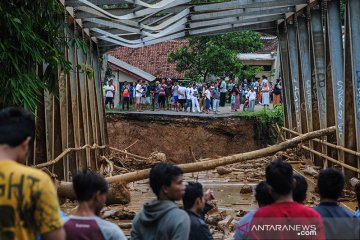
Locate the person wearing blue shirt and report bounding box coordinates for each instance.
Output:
[314,168,359,239]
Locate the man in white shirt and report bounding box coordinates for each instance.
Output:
[192,84,201,113]
[185,84,193,112]
[204,86,211,114]
[178,83,187,111]
[135,80,143,112]
[104,81,115,109]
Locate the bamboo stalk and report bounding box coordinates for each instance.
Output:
[282,127,360,157]
[301,145,360,174]
[107,147,148,161]
[34,144,106,168]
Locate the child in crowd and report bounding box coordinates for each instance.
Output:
[231,92,236,111]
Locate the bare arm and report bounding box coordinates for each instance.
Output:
[43,228,65,240]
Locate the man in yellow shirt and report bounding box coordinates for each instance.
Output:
[0,107,64,240]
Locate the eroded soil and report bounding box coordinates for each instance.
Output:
[106,113,262,164]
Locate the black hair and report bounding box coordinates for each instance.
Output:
[293,174,308,203]
[355,182,360,205]
[266,160,293,195]
[149,163,183,197]
[73,170,108,202]
[255,181,274,206]
[0,107,35,147]
[182,182,203,210]
[317,168,344,200]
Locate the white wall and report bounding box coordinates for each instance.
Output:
[111,70,140,108]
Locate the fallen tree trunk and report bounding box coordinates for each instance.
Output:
[57,126,335,201]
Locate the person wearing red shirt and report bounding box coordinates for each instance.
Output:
[248,160,325,240]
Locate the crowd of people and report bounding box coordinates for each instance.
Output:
[1,107,359,240]
[103,75,283,113]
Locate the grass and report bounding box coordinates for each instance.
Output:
[236,106,285,144]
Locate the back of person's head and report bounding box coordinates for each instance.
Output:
[293,174,308,203]
[255,181,274,207]
[355,182,360,207]
[0,107,35,147]
[266,160,293,195]
[73,170,108,202]
[183,182,203,210]
[317,168,344,200]
[150,163,183,197]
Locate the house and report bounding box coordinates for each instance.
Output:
[108,34,279,83]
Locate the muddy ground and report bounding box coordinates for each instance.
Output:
[106,113,264,164]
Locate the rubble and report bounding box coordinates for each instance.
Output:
[239,185,253,194]
[216,166,233,175]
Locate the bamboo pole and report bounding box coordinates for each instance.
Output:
[56,126,336,200]
[282,127,360,157]
[34,144,106,168]
[301,145,360,174]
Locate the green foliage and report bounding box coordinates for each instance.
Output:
[0,1,93,111]
[105,67,115,81]
[168,31,263,82]
[0,1,66,110]
[236,106,284,144]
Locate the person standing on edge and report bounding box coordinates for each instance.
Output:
[249,160,325,239]
[0,107,65,240]
[185,83,193,113]
[273,78,282,106]
[211,82,220,114]
[192,83,201,113]
[233,85,241,112]
[178,82,187,112]
[261,82,270,109]
[204,86,211,114]
[182,182,215,240]
[247,87,257,112]
[166,79,173,110]
[172,81,179,112]
[135,79,143,112]
[64,170,126,240]
[131,163,190,240]
[219,78,227,107]
[158,82,166,110]
[227,79,235,103]
[109,79,116,109]
[104,80,115,109]
[199,82,207,112]
[122,84,130,110]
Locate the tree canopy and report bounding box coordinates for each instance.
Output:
[168,31,264,82]
[0,0,70,110]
